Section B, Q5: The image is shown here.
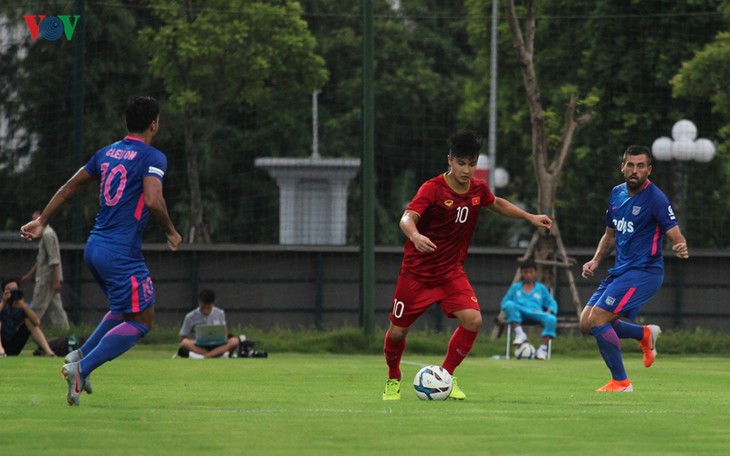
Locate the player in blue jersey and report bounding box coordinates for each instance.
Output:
[21,96,182,405]
[580,145,688,392]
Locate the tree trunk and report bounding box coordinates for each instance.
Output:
[505,0,592,314]
[184,115,211,244]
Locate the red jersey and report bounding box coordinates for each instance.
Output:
[401,173,495,283]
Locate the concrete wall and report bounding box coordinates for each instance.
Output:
[2,242,728,333]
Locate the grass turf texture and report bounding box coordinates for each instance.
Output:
[2,349,729,455]
[46,325,730,355]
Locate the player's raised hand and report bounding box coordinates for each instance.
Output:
[20,219,44,241]
[167,231,183,251]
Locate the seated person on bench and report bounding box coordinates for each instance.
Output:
[500,259,558,360]
[177,289,239,359]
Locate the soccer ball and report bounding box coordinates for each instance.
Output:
[413,365,453,400]
[515,342,536,360]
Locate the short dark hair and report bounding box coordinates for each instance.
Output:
[622,145,652,165]
[448,130,483,159]
[519,259,537,270]
[125,96,159,133]
[2,277,20,291]
[198,289,216,305]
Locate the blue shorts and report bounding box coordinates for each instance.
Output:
[84,243,156,314]
[585,268,663,320]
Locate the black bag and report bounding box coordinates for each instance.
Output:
[237,335,268,358]
[34,335,85,357]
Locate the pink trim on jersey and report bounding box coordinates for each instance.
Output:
[614,287,636,314]
[130,276,140,313]
[124,135,145,143]
[651,225,660,255]
[134,194,145,220]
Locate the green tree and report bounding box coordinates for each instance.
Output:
[672,34,730,136]
[671,1,730,246]
[462,0,726,248]
[0,1,161,240]
[304,0,473,245]
[140,0,328,243]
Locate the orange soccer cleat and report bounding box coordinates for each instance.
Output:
[596,378,634,393]
[640,324,661,368]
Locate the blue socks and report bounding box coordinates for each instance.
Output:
[612,320,644,340]
[592,323,627,381]
[80,320,149,377]
[80,311,124,357]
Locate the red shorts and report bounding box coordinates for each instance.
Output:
[388,272,480,328]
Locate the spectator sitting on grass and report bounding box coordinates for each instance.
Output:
[0,278,56,357]
[177,289,239,359]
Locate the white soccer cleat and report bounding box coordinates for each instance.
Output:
[61,362,87,406]
[63,350,92,394]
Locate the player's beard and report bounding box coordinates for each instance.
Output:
[626,175,644,192]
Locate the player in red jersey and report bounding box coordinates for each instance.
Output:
[382,131,552,400]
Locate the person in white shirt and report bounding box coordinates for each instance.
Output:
[177,289,239,359]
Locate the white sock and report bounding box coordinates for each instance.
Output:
[514,326,526,338]
[539,344,548,351]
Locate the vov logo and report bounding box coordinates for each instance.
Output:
[23,15,81,41]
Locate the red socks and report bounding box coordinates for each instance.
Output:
[442,326,478,375]
[385,326,478,378]
[383,330,406,380]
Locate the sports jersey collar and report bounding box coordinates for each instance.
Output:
[124,135,146,143]
[624,179,652,195]
[635,179,652,193]
[442,172,471,194]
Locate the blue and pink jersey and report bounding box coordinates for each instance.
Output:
[604,180,677,276]
[84,136,167,258]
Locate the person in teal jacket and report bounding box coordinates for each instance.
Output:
[500,259,558,360]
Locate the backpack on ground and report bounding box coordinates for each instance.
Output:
[34,335,85,357]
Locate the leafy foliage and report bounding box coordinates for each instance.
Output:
[671,17,730,247]
[140,0,328,242]
[304,0,475,244]
[0,0,161,239]
[1,0,729,248]
[462,0,728,247]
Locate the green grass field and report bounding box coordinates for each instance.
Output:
[2,348,729,455]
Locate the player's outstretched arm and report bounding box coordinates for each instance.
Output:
[21,167,93,241]
[143,176,182,251]
[487,197,552,229]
